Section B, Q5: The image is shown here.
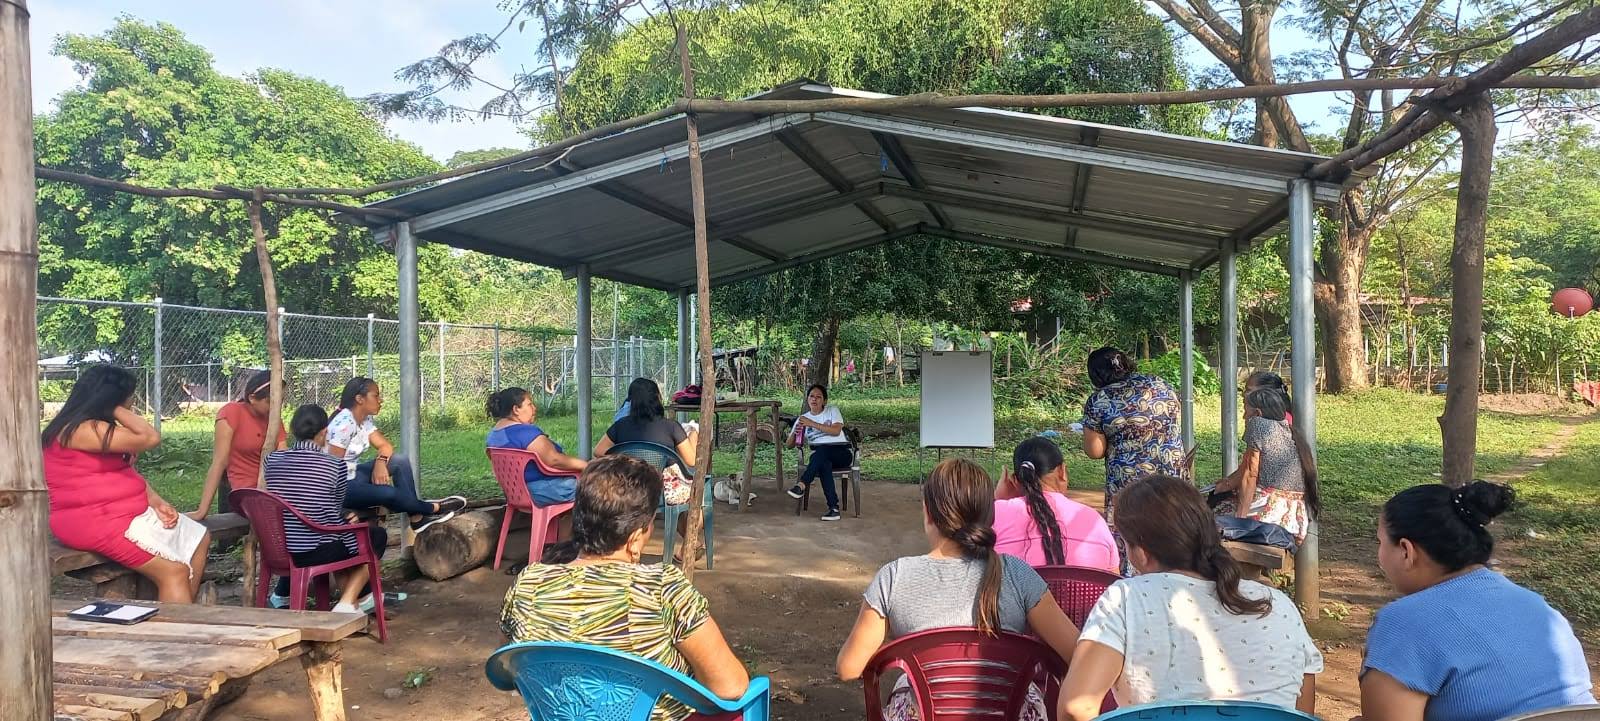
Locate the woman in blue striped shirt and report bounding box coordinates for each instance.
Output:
[265,405,386,614]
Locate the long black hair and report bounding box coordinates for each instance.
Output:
[339,377,377,411]
[1244,387,1322,518]
[486,387,530,420]
[42,364,139,451]
[1383,481,1515,572]
[626,378,666,423]
[543,456,664,564]
[239,370,272,402]
[1087,347,1136,388]
[1012,436,1067,566]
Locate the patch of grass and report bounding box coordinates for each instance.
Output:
[1495,420,1600,638]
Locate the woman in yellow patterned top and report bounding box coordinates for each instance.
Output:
[499,455,749,721]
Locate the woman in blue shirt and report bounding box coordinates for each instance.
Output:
[486,387,587,505]
[1362,481,1594,721]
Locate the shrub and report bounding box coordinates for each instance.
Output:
[1142,350,1220,396]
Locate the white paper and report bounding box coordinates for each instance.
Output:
[73,602,156,622]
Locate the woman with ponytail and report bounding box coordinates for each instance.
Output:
[1059,475,1321,720]
[1360,481,1592,721]
[995,436,1118,572]
[837,459,1079,721]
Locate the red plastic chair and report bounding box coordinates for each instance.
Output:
[1036,565,1120,627]
[232,487,387,643]
[487,447,578,570]
[862,628,1066,721]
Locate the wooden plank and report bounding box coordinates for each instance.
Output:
[1223,540,1289,571]
[53,599,366,642]
[51,690,166,721]
[54,705,135,721]
[54,638,281,679]
[54,684,186,710]
[53,663,225,698]
[53,617,302,650]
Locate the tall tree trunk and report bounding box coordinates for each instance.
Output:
[0,3,53,718]
[810,315,840,387]
[1397,233,1416,374]
[1439,97,1497,487]
[1314,219,1375,392]
[675,21,716,579]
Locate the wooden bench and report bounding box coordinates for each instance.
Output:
[51,514,252,600]
[1224,540,1291,581]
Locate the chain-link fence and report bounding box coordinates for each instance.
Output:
[37,297,682,429]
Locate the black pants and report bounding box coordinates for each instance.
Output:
[343,455,432,516]
[801,444,853,510]
[274,525,387,598]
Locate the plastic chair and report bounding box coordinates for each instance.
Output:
[1501,706,1600,721]
[486,641,771,721]
[1036,565,1120,627]
[607,441,715,569]
[232,488,387,643]
[861,628,1065,721]
[1096,701,1319,720]
[1179,445,1198,481]
[487,448,578,570]
[794,428,862,517]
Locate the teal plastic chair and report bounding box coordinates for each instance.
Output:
[486,641,770,721]
[1095,701,1319,720]
[606,441,714,569]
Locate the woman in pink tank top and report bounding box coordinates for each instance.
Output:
[994,437,1119,572]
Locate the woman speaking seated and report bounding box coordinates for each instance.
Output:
[786,384,850,521]
[42,365,211,603]
[500,456,750,721]
[487,387,588,506]
[327,377,463,533]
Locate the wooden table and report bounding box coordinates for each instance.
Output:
[670,400,784,511]
[50,598,367,721]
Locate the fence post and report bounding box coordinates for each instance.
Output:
[366,313,375,377]
[437,320,446,411]
[277,306,286,346]
[539,335,548,398]
[492,322,502,390]
[206,362,212,402]
[152,297,163,432]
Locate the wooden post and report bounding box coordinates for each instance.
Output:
[1438,96,1497,487]
[1,3,53,719]
[243,194,286,606]
[676,19,716,579]
[299,643,347,721]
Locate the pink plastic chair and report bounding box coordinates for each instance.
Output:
[862,628,1065,721]
[232,488,387,643]
[1036,565,1120,627]
[487,447,578,570]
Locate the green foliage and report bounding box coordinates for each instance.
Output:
[1143,349,1221,397]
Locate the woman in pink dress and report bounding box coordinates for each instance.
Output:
[42,365,210,603]
[995,436,1119,572]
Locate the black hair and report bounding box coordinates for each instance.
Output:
[1245,370,1293,408]
[626,378,666,424]
[1087,347,1136,388]
[486,387,531,420]
[241,370,273,401]
[1012,436,1067,565]
[806,384,829,402]
[1383,481,1515,572]
[290,404,330,441]
[339,377,378,411]
[542,456,664,564]
[41,364,139,451]
[1244,387,1322,518]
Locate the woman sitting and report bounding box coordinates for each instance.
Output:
[486,387,588,506]
[265,405,384,614]
[1245,370,1293,425]
[1211,387,1321,543]
[194,370,285,519]
[41,365,211,603]
[785,384,851,521]
[995,437,1118,572]
[594,378,698,469]
[1360,481,1593,721]
[327,377,463,533]
[1058,474,1321,720]
[1079,346,1183,574]
[500,456,750,721]
[837,459,1079,721]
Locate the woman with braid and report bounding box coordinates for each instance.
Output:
[837,458,1079,721]
[994,437,1118,572]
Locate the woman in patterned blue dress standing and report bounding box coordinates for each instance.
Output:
[1078,346,1184,575]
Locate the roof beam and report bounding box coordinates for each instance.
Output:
[920,227,1185,277]
[881,183,1224,249]
[829,112,1293,194]
[418,228,674,291]
[871,131,954,229]
[408,113,810,234]
[708,224,928,288]
[1065,127,1100,247]
[774,128,896,232]
[1232,197,1291,250]
[557,160,786,263]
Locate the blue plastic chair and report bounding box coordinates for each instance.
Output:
[1095,701,1319,720]
[486,641,770,721]
[606,440,714,569]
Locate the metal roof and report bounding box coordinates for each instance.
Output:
[350,81,1365,291]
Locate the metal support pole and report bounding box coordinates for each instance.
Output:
[1179,271,1195,451]
[690,294,700,384]
[677,292,691,391]
[396,223,422,508]
[576,266,594,458]
[277,306,286,346]
[152,297,164,432]
[1220,239,1240,473]
[437,321,447,411]
[539,335,548,399]
[492,322,502,390]
[366,312,375,377]
[612,284,621,405]
[1288,178,1320,613]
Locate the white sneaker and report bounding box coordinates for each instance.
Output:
[332,602,359,614]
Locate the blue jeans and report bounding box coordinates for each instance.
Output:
[801,444,852,510]
[344,455,432,516]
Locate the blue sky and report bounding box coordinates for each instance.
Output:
[29,1,1339,162]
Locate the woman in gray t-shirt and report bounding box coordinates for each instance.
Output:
[836,458,1080,721]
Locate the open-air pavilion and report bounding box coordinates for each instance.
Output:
[345,81,1367,606]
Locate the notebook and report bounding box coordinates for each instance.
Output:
[68,601,158,625]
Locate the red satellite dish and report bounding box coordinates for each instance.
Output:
[1552,287,1593,317]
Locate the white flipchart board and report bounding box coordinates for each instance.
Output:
[919,351,994,448]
